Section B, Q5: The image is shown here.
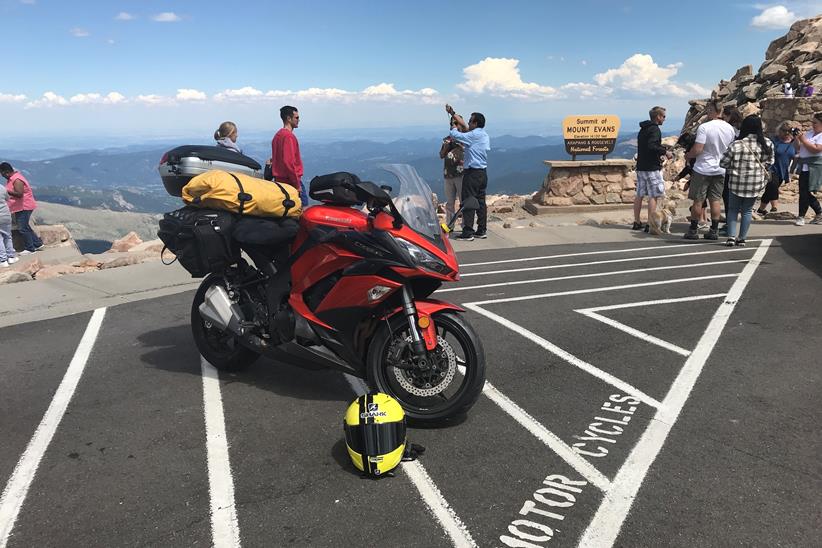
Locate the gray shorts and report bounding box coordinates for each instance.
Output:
[688,172,725,203]
[636,170,665,198]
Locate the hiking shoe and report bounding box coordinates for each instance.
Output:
[454,233,474,241]
[724,238,736,247]
[684,229,700,240]
[0,261,8,268]
[697,221,710,229]
[704,229,718,240]
[631,221,643,230]
[34,245,45,251]
[811,214,822,225]
[7,257,18,264]
[19,250,33,255]
[735,239,746,247]
[756,209,768,216]
[795,217,805,226]
[474,232,488,239]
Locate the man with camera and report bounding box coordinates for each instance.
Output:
[445,104,490,241]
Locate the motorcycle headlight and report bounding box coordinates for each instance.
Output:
[395,237,451,275]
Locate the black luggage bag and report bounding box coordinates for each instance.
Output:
[157,207,239,277]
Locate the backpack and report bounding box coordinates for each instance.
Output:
[157,206,238,277]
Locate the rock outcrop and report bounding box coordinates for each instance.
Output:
[682,15,821,134]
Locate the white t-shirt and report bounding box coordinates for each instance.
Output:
[693,119,737,177]
[798,130,822,172]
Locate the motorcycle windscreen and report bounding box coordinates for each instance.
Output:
[344,422,406,456]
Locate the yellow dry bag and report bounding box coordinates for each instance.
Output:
[182,170,302,218]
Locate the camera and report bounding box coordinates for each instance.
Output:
[791,127,801,136]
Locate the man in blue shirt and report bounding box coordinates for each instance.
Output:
[446,104,490,240]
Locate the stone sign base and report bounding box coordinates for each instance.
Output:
[532,159,637,207]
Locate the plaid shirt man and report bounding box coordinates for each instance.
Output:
[720,135,775,198]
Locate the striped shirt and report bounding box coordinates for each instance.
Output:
[719,135,775,198]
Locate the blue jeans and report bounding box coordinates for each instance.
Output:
[299,180,309,208]
[726,193,757,241]
[14,209,43,251]
[0,216,15,262]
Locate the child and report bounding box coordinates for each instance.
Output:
[0,185,18,267]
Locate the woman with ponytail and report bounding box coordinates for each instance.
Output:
[214,121,241,153]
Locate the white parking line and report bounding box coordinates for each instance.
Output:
[577,240,771,547]
[467,274,738,306]
[201,357,241,548]
[439,260,748,294]
[460,242,722,267]
[0,308,107,548]
[465,304,662,409]
[574,295,730,357]
[461,247,752,278]
[483,382,611,491]
[343,375,477,547]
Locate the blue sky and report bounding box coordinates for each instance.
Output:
[0,0,820,142]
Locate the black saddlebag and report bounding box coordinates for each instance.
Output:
[309,172,363,206]
[157,206,239,277]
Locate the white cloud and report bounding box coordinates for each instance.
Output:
[214,83,438,104]
[25,91,69,108]
[69,92,126,105]
[114,12,136,21]
[176,88,207,101]
[593,53,708,97]
[457,57,559,99]
[560,82,612,99]
[581,60,588,66]
[152,12,181,23]
[70,27,90,38]
[751,5,798,29]
[0,93,27,103]
[135,94,171,105]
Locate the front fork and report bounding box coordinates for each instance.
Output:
[400,285,437,356]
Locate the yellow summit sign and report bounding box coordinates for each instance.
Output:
[562,115,621,158]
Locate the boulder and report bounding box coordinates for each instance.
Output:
[0,271,32,284]
[590,194,606,205]
[741,83,761,101]
[759,63,787,82]
[99,253,150,269]
[34,264,97,280]
[605,193,622,204]
[11,258,42,276]
[733,65,753,79]
[36,224,73,247]
[543,196,574,207]
[582,184,594,197]
[107,231,143,253]
[548,176,584,197]
[571,193,592,205]
[127,239,164,254]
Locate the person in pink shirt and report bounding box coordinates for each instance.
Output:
[1,162,44,254]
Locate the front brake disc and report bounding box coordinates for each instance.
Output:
[392,335,457,397]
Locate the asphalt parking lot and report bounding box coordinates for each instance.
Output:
[1,235,820,547]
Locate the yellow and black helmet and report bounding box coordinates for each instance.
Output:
[343,392,406,476]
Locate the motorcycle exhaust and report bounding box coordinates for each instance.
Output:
[199,285,245,336]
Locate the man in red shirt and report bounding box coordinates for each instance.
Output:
[271,106,307,205]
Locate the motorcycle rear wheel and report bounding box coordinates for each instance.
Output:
[191,275,259,371]
[366,311,485,424]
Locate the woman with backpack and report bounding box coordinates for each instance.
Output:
[719,116,774,247]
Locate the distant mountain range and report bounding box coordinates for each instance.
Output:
[4,133,649,213]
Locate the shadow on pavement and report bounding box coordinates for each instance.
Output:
[137,324,353,403]
[775,233,822,279]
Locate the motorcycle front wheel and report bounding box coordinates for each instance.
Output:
[366,311,485,424]
[191,275,259,372]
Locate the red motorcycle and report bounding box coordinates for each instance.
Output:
[191,164,485,422]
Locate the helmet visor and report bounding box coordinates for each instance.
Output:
[345,422,406,456]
